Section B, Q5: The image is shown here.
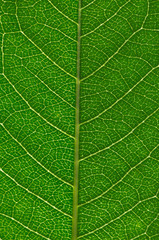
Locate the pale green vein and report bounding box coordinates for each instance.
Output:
[40,23,77,42]
[47,0,77,25]
[118,54,153,69]
[20,31,76,80]
[3,74,74,139]
[141,0,149,28]
[1,34,4,74]
[81,0,131,38]
[72,0,81,239]
[0,213,51,240]
[0,123,73,188]
[143,28,159,31]
[130,233,147,240]
[23,65,75,109]
[1,28,74,139]
[80,107,159,161]
[15,4,77,80]
[78,196,157,238]
[81,0,97,10]
[81,2,150,82]
[0,168,72,218]
[80,27,142,82]
[80,65,159,125]
[79,143,159,207]
[123,120,151,153]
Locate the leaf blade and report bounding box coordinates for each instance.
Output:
[0,0,159,240]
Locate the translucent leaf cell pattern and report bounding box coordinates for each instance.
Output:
[0,0,159,240]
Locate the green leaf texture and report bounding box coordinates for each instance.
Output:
[0,0,159,239]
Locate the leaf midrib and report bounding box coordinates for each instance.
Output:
[72,0,81,239]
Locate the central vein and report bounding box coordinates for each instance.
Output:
[72,1,81,239]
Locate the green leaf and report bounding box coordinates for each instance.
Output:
[0,0,159,239]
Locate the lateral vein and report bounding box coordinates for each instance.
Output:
[80,65,159,125]
[80,107,159,161]
[0,168,72,218]
[3,74,75,139]
[47,0,78,25]
[0,213,51,240]
[79,143,159,207]
[14,4,76,80]
[0,123,73,188]
[78,196,157,238]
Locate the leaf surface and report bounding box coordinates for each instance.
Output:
[0,0,159,240]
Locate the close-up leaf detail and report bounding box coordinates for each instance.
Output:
[0,0,159,239]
